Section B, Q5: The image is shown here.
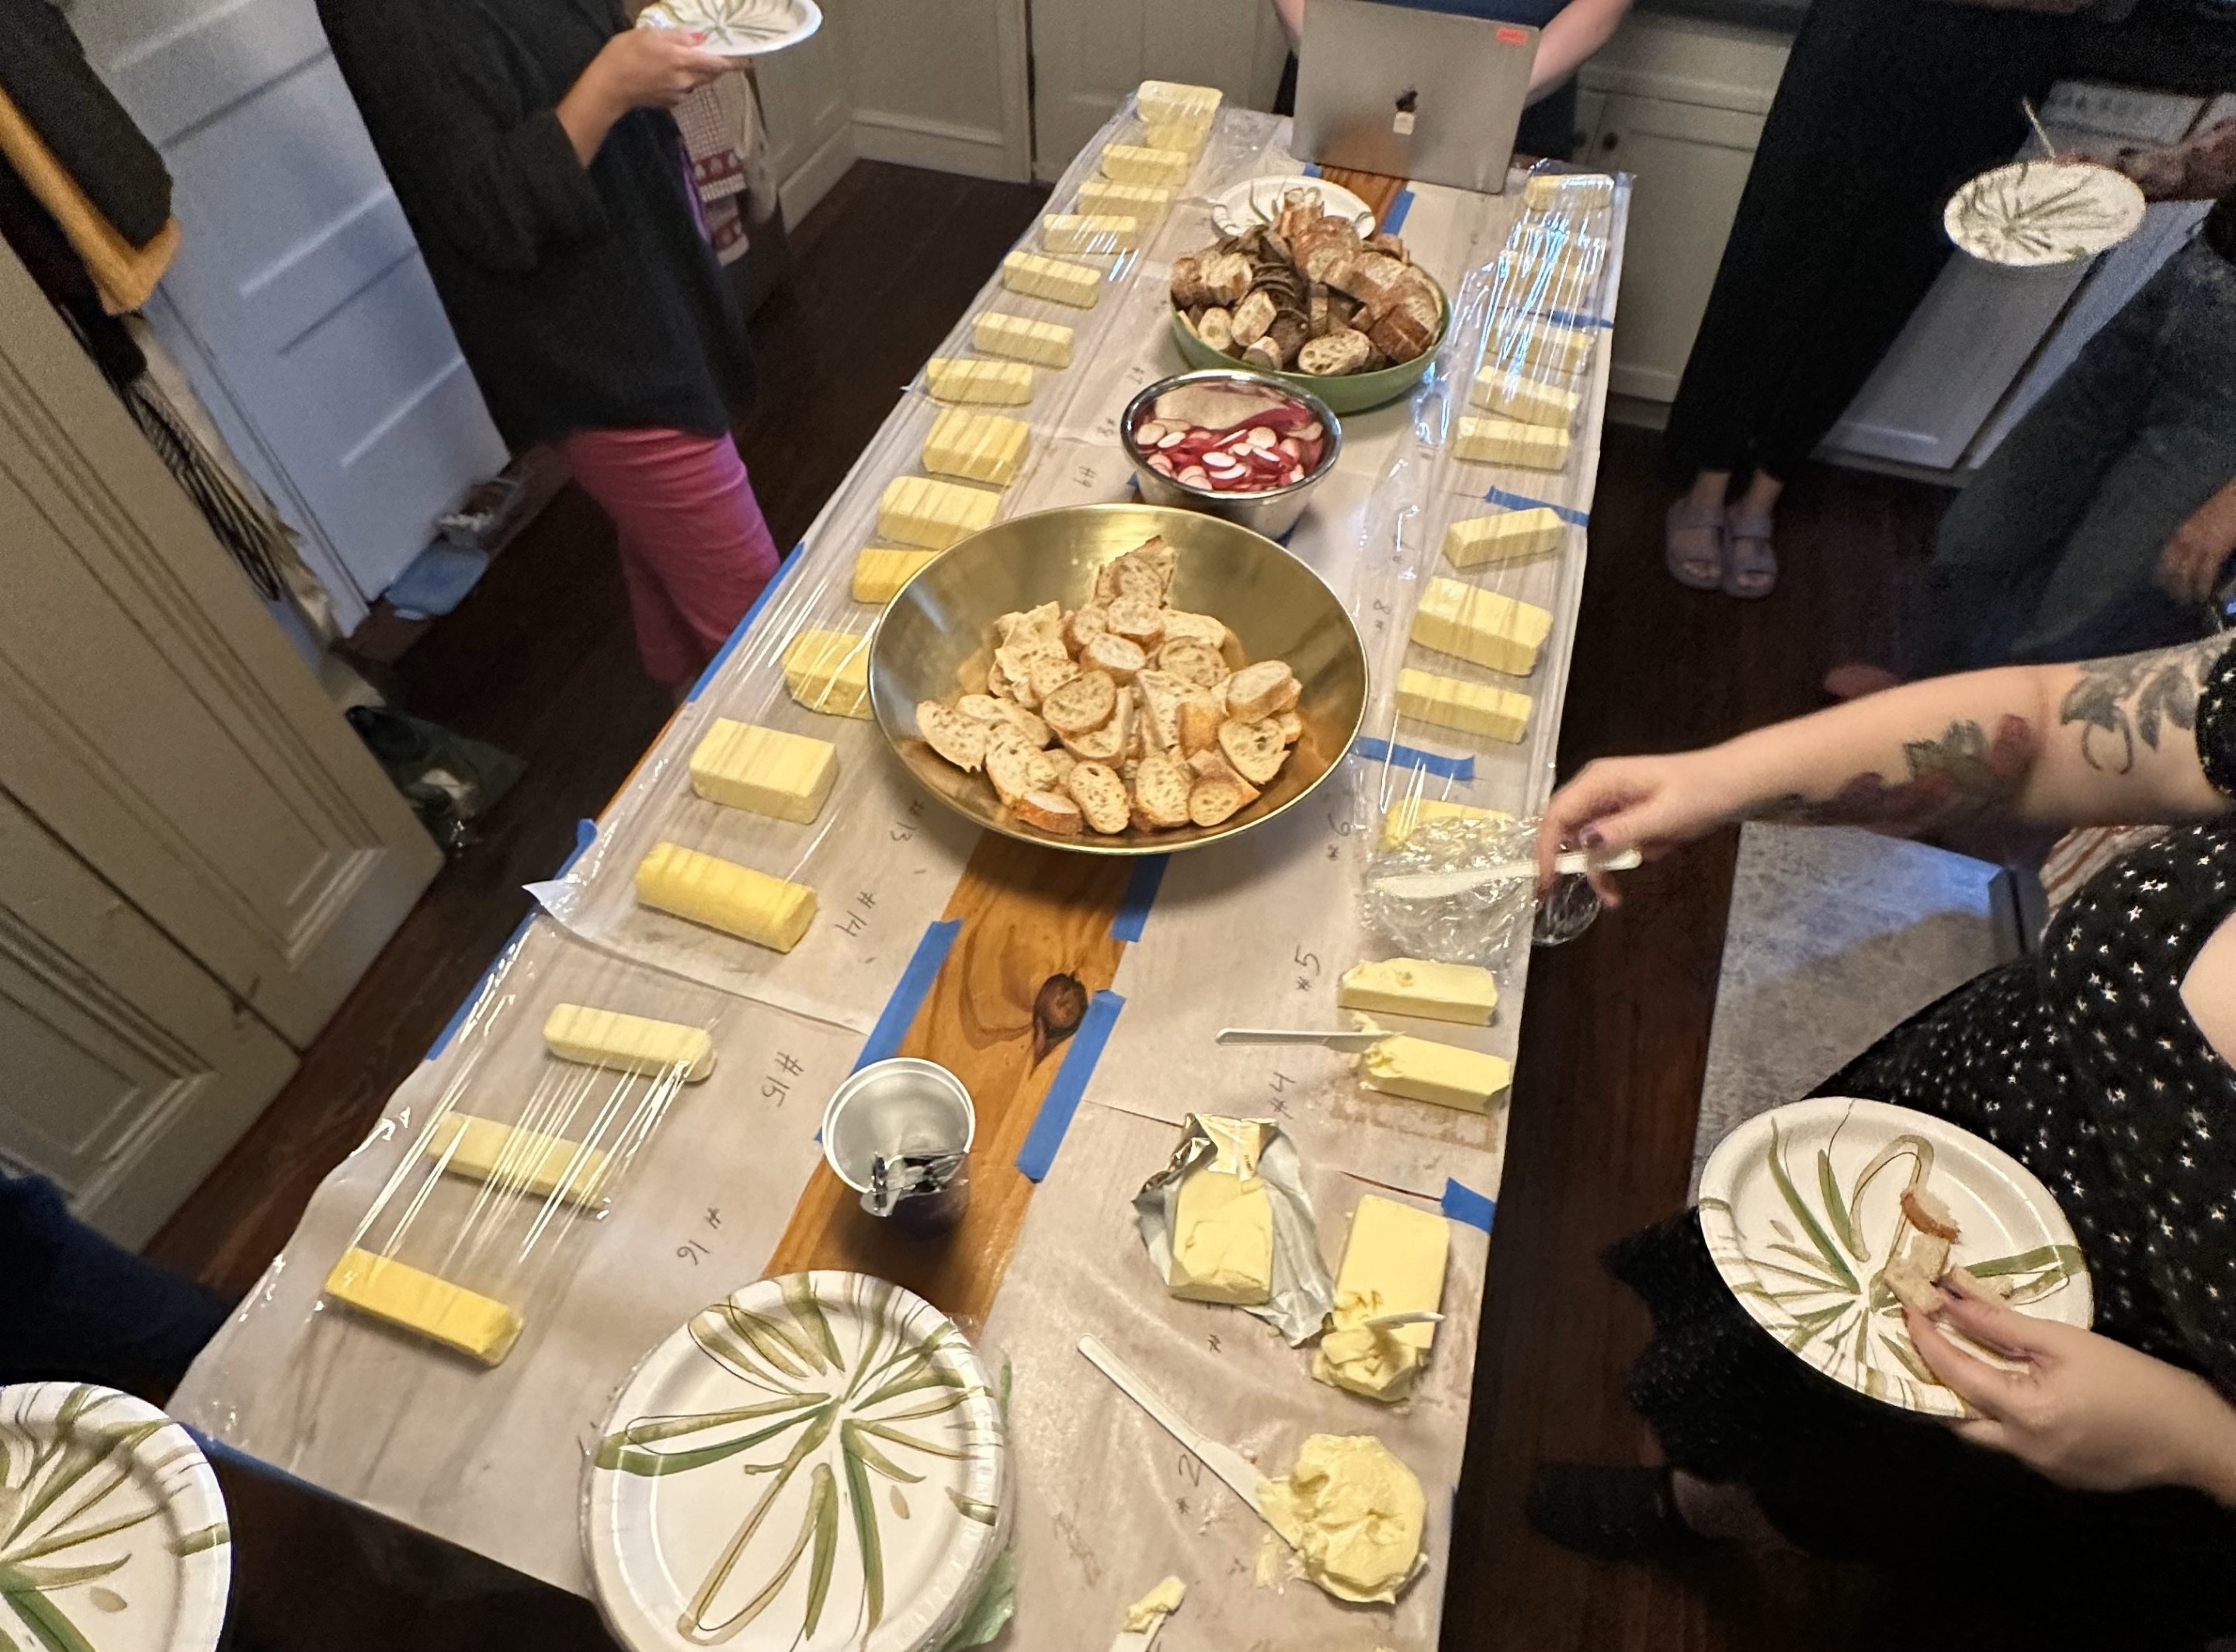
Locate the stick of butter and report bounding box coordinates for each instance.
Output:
[543,1003,715,1081]
[852,546,938,606]
[636,841,817,953]
[878,476,999,551]
[1380,796,1502,850]
[971,310,1075,369]
[1313,1194,1450,1400]
[1338,957,1498,1026]
[923,408,1030,488]
[1359,1033,1512,1112]
[1002,249,1102,308]
[1168,1118,1275,1306]
[1396,667,1532,743]
[1410,577,1553,677]
[925,356,1033,406]
[1141,123,1207,160]
[425,1112,609,1204]
[1078,178,1173,220]
[1137,79,1222,128]
[1523,171,1614,211]
[1456,415,1570,471]
[323,1247,523,1366]
[781,627,873,718]
[1043,213,1139,253]
[1444,508,1566,569]
[1468,367,1580,430]
[689,718,837,822]
[1490,318,1595,377]
[1099,142,1192,190]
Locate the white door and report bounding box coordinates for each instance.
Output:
[1029,0,1290,181]
[756,7,862,222]
[64,0,511,630]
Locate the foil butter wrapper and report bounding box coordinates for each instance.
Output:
[1133,1114,1335,1345]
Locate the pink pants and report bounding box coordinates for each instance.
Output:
[556,426,781,685]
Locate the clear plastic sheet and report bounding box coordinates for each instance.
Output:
[1360,810,1603,969]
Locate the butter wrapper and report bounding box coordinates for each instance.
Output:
[1133,1114,1335,1345]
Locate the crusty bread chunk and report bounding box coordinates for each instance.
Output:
[1042,669,1118,738]
[1218,717,1287,786]
[1275,709,1304,745]
[1065,762,1130,834]
[1177,691,1223,755]
[1131,750,1193,829]
[957,692,1052,748]
[1094,536,1176,606]
[1134,668,1187,750]
[1015,789,1082,834]
[1224,660,1300,720]
[918,701,989,771]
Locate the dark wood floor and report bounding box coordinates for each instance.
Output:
[148,161,1955,1650]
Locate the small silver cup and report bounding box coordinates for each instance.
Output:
[822,1058,977,1237]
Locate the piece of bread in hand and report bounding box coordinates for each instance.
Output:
[1015,788,1083,834]
[1882,1255,1945,1316]
[1901,1187,1960,1242]
[1082,633,1147,683]
[918,701,990,771]
[1224,660,1300,720]
[1041,669,1118,739]
[1130,750,1193,829]
[1065,762,1131,834]
[1217,717,1288,786]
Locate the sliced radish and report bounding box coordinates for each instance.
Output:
[1148,452,1176,476]
[1179,466,1210,489]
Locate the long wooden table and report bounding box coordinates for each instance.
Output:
[173,102,1628,1651]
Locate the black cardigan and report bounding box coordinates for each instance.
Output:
[320,0,756,449]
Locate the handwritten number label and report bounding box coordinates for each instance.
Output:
[1176,1452,1203,1487]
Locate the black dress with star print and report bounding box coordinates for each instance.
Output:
[1608,646,2236,1650]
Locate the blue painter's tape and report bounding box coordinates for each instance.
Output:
[1381,189,1415,235]
[426,911,536,1062]
[1481,484,1588,527]
[687,540,808,702]
[852,919,962,1071]
[1544,307,1613,331]
[556,817,598,878]
[1302,162,1323,178]
[1443,1177,1496,1233]
[1354,737,1476,783]
[1016,990,1124,1182]
[1109,856,1169,942]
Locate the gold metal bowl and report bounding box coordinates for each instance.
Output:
[868,504,1368,856]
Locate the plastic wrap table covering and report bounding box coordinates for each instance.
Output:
[173,92,1629,1650]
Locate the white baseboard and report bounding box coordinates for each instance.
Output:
[852,109,1023,181]
[782,122,859,227]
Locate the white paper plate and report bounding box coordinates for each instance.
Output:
[585,1272,1009,1652]
[1700,1096,2093,1417]
[635,0,822,57]
[0,1383,232,1652]
[1945,159,2144,269]
[1211,175,1377,238]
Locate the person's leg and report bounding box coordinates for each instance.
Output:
[557,426,782,686]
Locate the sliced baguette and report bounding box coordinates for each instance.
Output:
[1082,633,1148,683]
[957,693,1053,748]
[1160,610,1231,655]
[1189,776,1255,827]
[995,602,1063,647]
[1060,690,1132,762]
[985,731,1058,806]
[1134,668,1187,750]
[1130,750,1193,829]
[1217,717,1288,786]
[1177,691,1224,755]
[1065,762,1131,834]
[1064,605,1110,652]
[1014,789,1083,835]
[1225,660,1300,720]
[1901,1187,1960,1242]
[1041,669,1118,738]
[1155,638,1227,689]
[1026,652,1081,706]
[1106,596,1166,651]
[1041,747,1078,784]
[918,701,990,771]
[1094,536,1177,606]
[1275,709,1304,745]
[1186,746,1260,794]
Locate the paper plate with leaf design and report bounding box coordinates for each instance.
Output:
[585,1272,1010,1652]
[1945,159,2144,269]
[1700,1097,2093,1418]
[0,1383,232,1652]
[634,0,821,57]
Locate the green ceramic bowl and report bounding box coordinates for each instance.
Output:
[1168,272,1449,415]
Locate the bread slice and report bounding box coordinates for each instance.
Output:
[1041,746,1078,784]
[918,701,990,771]
[1130,750,1193,829]
[1189,776,1255,827]
[1218,717,1288,786]
[995,638,1069,708]
[1042,669,1118,738]
[1160,610,1231,655]
[1134,668,1187,750]
[1106,596,1166,651]
[1225,661,1300,720]
[1014,789,1083,834]
[1901,1187,1960,1242]
[1155,638,1227,689]
[1177,691,1224,755]
[1275,709,1303,745]
[1882,1255,1944,1315]
[985,730,1058,805]
[957,692,1052,748]
[1064,605,1110,652]
[995,602,1063,647]
[1026,652,1081,706]
[1061,689,1132,762]
[1122,683,1150,759]
[1082,633,1147,683]
[1065,762,1131,834]
[1094,536,1176,606]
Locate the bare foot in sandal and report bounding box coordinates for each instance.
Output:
[1665,499,1725,591]
[1724,511,1776,599]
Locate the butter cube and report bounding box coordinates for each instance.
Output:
[878,475,1000,550]
[1444,508,1566,569]
[1078,179,1174,219]
[972,310,1075,369]
[1380,796,1502,850]
[1396,668,1532,743]
[1099,143,1192,190]
[780,628,873,718]
[1142,123,1207,160]
[1523,171,1614,212]
[1338,957,1498,1026]
[1359,1034,1512,1112]
[852,546,938,605]
[1002,249,1103,308]
[1313,1194,1450,1400]
[1496,232,1606,314]
[1043,213,1140,253]
[925,356,1033,406]
[1137,79,1222,127]
[425,1113,610,1204]
[688,718,836,823]
[324,1247,523,1365]
[636,841,817,952]
[1411,577,1553,677]
[1469,367,1580,429]
[543,1003,715,1081]
[1490,318,1595,377]
[1456,415,1570,471]
[924,408,1030,488]
[1168,1118,1274,1306]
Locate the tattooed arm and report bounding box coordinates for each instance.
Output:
[1538,636,2234,896]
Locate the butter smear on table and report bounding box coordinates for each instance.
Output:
[1257,1434,1426,1604]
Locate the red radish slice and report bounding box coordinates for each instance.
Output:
[1295,422,1322,442]
[1157,429,1189,450]
[1135,420,1169,446]
[1149,452,1176,476]
[1179,466,1210,488]
[1247,427,1278,449]
[1282,464,1304,484]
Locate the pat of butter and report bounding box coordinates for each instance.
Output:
[1468,367,1580,429]
[1002,249,1103,308]
[1443,508,1566,569]
[1168,1117,1275,1306]
[1078,178,1174,220]
[1380,796,1502,850]
[323,1247,523,1366]
[1396,668,1531,743]
[1313,1195,1451,1400]
[923,407,1030,488]
[1043,212,1140,253]
[1338,957,1498,1026]
[1256,1435,1425,1605]
[635,840,817,953]
[425,1112,609,1204]
[689,717,838,822]
[1523,171,1614,211]
[1137,79,1222,127]
[1492,318,1595,377]
[780,627,873,718]
[1099,142,1192,190]
[852,546,938,605]
[1456,415,1571,471]
[1411,578,1553,677]
[925,356,1033,406]
[1122,1576,1187,1632]
[1359,1033,1512,1113]
[543,1003,715,1081]
[972,310,1075,368]
[878,475,1000,550]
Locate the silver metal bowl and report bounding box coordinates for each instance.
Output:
[1120,370,1342,541]
[867,503,1368,856]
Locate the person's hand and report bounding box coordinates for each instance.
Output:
[1533,748,1750,901]
[1904,1275,2236,1500]
[2158,479,2236,606]
[582,28,731,113]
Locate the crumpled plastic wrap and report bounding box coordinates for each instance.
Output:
[1361,810,1603,967]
